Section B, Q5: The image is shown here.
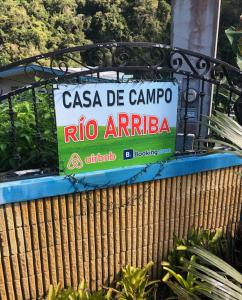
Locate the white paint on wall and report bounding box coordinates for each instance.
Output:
[171,0,221,56]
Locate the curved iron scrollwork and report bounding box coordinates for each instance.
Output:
[0,42,241,100]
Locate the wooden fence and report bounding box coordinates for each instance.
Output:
[0,165,241,299]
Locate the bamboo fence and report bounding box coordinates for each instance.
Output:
[0,166,241,299]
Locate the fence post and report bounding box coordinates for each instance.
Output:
[171,0,221,151]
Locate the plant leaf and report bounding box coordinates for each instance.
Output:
[184,246,242,284]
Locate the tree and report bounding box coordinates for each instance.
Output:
[0,0,89,65]
[0,0,171,65]
[81,0,129,42]
[123,0,170,43]
[81,0,171,43]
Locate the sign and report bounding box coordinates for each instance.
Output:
[53,82,178,175]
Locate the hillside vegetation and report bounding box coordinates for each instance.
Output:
[0,0,241,66]
[0,0,171,65]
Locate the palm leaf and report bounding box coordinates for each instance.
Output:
[186,260,242,294]
[201,111,242,156]
[163,266,190,289]
[188,268,242,299]
[196,284,236,300]
[165,280,202,300]
[180,246,242,284]
[195,289,222,300]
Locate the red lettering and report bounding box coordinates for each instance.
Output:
[104,116,117,139]
[78,116,85,141]
[85,120,98,140]
[118,113,130,137]
[159,117,170,133]
[148,116,159,134]
[143,115,147,134]
[131,114,142,136]
[64,125,78,143]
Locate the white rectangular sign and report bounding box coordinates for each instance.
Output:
[54,81,178,175]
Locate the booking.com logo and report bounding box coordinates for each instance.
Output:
[123,148,171,160]
[123,149,134,160]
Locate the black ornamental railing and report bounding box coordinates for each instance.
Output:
[0,42,241,181]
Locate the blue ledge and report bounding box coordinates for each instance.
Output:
[0,153,241,205]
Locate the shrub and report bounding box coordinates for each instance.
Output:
[162,239,242,300]
[0,88,57,172]
[165,228,227,273]
[46,263,159,300]
[110,262,159,299]
[46,280,112,300]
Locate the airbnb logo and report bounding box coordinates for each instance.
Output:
[67,153,83,170]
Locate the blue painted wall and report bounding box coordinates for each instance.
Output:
[0,153,241,205]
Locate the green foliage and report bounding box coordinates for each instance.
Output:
[213,88,240,114]
[0,89,57,172]
[165,228,227,271]
[46,264,158,300]
[82,0,129,42]
[183,246,242,283]
[0,0,171,65]
[179,246,242,300]
[176,228,224,252]
[0,0,241,66]
[203,111,242,157]
[218,0,242,65]
[0,0,89,64]
[162,243,242,299]
[162,255,211,298]
[109,262,159,299]
[161,228,242,299]
[225,27,242,70]
[46,280,112,300]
